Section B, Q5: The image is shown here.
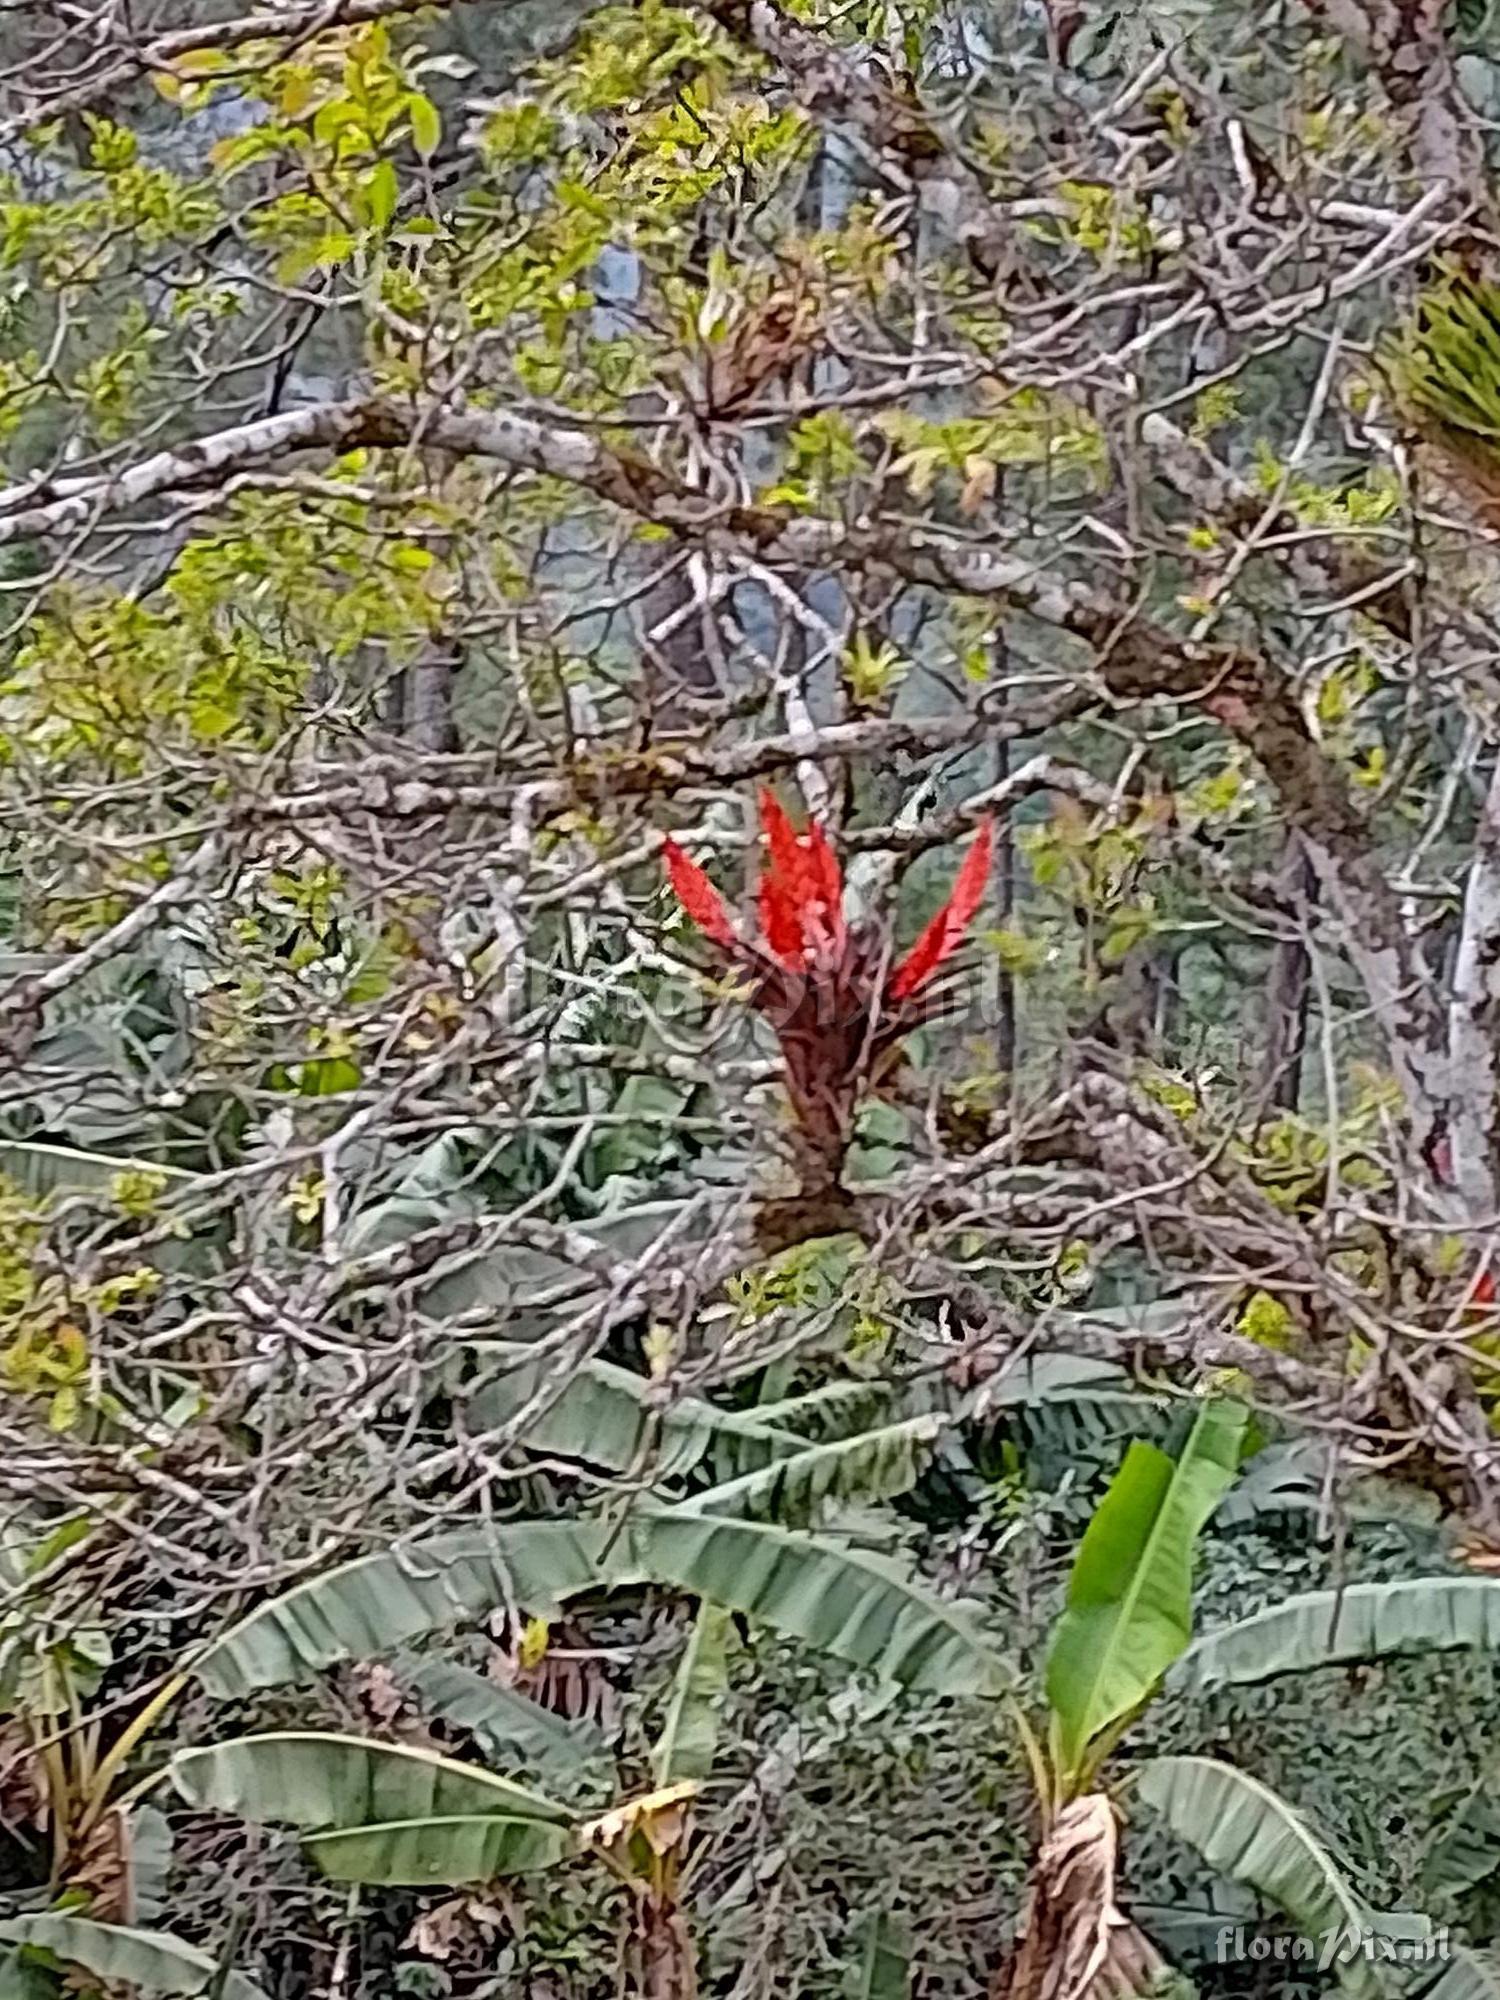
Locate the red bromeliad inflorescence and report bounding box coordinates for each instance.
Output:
[663,790,994,1191]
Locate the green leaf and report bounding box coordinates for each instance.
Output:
[1418,1949,1500,1999]
[408,92,441,158]
[0,1920,265,2000]
[394,1653,610,1783]
[981,1351,1134,1407]
[464,1344,800,1482]
[1172,1579,1500,1693]
[124,1805,173,1922]
[1133,1755,1384,1998]
[170,1732,572,1829]
[651,1601,734,1786]
[621,1515,1012,1697]
[976,1350,1162,1456]
[1046,1400,1246,1773]
[191,1515,1010,1706]
[747,1379,900,1443]
[673,1416,942,1523]
[1424,1785,1500,1900]
[303,1813,571,1885]
[844,1912,911,1998]
[190,1521,614,1695]
[364,158,398,230]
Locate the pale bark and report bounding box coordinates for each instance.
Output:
[8,390,1491,1214]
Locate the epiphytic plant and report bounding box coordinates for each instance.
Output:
[662,790,993,1198]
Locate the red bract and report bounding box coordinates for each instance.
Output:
[663,793,993,1189]
[661,839,738,950]
[889,817,995,1001]
[756,788,848,965]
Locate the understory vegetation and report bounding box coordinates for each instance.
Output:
[7,1,1500,1995]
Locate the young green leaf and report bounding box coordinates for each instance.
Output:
[1045,1399,1246,1778]
[652,1600,735,1786]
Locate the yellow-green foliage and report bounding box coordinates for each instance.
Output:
[1397,269,1500,447]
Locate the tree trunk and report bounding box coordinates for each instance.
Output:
[992,1796,1164,2000]
[1259,844,1317,1112]
[634,1896,698,2000]
[403,639,460,755]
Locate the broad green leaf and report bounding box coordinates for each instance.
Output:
[981,1351,1134,1406]
[1133,1755,1383,1998]
[0,1919,265,2000]
[622,1514,1011,1697]
[1423,1785,1500,1900]
[0,1944,57,1999]
[191,1521,614,1695]
[749,1379,900,1441]
[170,1732,571,1829]
[673,1416,942,1523]
[1214,1440,1326,1527]
[652,1600,734,1786]
[395,1653,610,1783]
[465,1344,799,1481]
[1173,1579,1500,1693]
[844,1912,911,1998]
[193,1514,1010,1707]
[303,1813,571,1885]
[1418,1948,1500,1999]
[1046,1400,1246,1772]
[124,1804,173,1921]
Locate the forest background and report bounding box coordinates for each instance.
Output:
[8,1,1500,1996]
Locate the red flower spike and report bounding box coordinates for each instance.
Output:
[757,788,848,964]
[1472,1269,1497,1309]
[664,796,993,1199]
[887,817,995,1002]
[759,788,806,896]
[662,838,739,950]
[757,791,812,962]
[803,819,847,953]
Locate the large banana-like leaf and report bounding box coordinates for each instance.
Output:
[1214,1440,1326,1527]
[621,1514,1012,1696]
[170,1732,572,1828]
[125,1804,174,1922]
[1133,1755,1384,1998]
[980,1351,1135,1409]
[302,1813,572,1885]
[190,1521,615,1695]
[1046,1399,1246,1773]
[463,1343,800,1480]
[746,1358,1131,1442]
[0,1918,266,2000]
[751,1380,901,1442]
[674,1416,942,1523]
[844,1911,911,1998]
[652,1600,735,1786]
[194,1515,1010,1701]
[1418,1948,1500,1998]
[974,1352,1161,1462]
[394,1653,611,1784]
[1173,1579,1500,1693]
[1423,1784,1500,1900]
